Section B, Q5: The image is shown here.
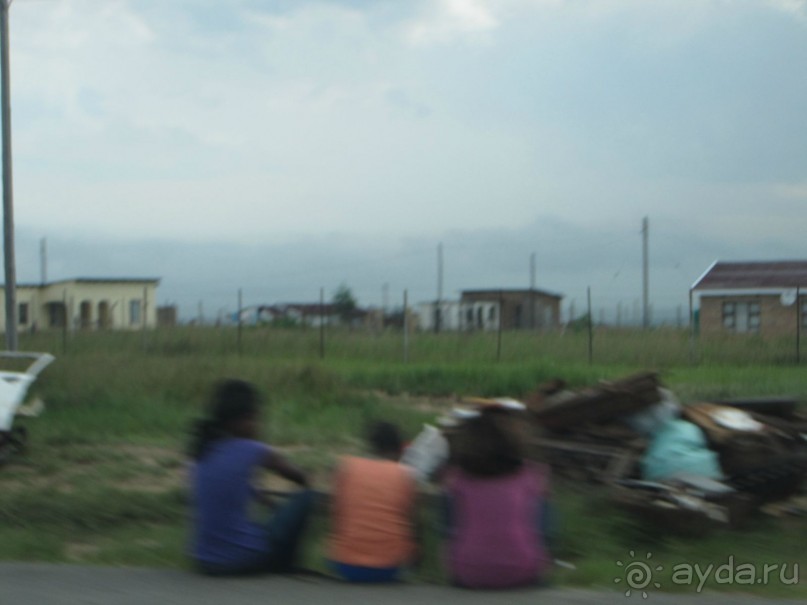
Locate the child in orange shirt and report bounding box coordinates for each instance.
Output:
[327,422,418,582]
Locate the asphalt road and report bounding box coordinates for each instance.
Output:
[1,564,803,605]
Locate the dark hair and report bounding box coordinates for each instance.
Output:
[453,407,525,478]
[188,379,261,460]
[367,421,403,457]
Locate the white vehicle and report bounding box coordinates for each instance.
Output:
[0,351,54,463]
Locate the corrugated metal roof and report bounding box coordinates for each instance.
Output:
[692,260,807,290]
[461,288,563,299]
[3,277,160,288]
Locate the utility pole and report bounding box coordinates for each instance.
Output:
[2,0,17,350]
[40,238,46,285]
[530,252,536,330]
[642,216,649,330]
[435,242,443,333]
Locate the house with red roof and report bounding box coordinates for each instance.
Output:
[691,261,807,337]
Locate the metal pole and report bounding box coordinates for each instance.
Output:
[642,216,649,329]
[141,286,148,352]
[1,1,17,351]
[61,289,67,354]
[237,288,243,357]
[688,289,696,365]
[496,290,503,361]
[40,238,46,285]
[530,252,536,330]
[319,287,325,359]
[403,289,409,363]
[587,286,593,365]
[797,286,801,364]
[435,242,443,334]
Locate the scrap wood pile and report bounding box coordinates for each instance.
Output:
[406,371,807,535]
[523,371,807,533]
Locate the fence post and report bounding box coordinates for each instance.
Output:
[237,288,243,357]
[319,287,325,360]
[403,289,409,364]
[587,286,593,365]
[496,290,503,361]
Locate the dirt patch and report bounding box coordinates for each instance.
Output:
[3,442,347,495]
[66,542,101,561]
[370,391,460,414]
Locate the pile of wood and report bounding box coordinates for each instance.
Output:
[519,372,807,533]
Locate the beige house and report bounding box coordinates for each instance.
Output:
[691,261,807,337]
[461,289,563,331]
[1,278,160,332]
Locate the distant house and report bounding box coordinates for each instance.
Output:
[233,303,374,328]
[416,301,464,331]
[417,289,563,332]
[1,277,160,332]
[157,305,178,327]
[691,260,807,337]
[461,289,562,331]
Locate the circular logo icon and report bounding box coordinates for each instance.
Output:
[614,551,663,598]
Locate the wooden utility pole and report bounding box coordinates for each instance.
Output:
[435,243,443,333]
[642,216,649,329]
[403,289,409,363]
[319,287,325,359]
[2,0,17,350]
[237,288,243,357]
[587,287,593,364]
[496,290,503,361]
[530,252,536,330]
[40,238,46,285]
[797,287,801,364]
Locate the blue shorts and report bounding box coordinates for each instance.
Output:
[330,561,401,583]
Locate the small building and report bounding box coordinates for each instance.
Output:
[1,277,160,332]
[416,301,464,332]
[157,305,178,327]
[461,289,563,331]
[691,260,807,337]
[231,303,373,329]
[416,289,563,332]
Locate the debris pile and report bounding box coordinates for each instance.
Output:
[523,372,807,533]
[406,372,807,535]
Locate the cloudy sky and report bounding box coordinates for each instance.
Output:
[8,0,807,322]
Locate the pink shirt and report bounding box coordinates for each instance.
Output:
[444,463,550,588]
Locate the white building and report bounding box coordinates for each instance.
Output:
[0,278,160,332]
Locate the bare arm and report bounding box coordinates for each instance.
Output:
[262,449,309,488]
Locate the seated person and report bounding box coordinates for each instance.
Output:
[442,406,551,589]
[188,379,313,576]
[327,421,418,582]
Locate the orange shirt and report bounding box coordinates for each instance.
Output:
[328,456,417,568]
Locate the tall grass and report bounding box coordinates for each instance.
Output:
[0,326,803,594]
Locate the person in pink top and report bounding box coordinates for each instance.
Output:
[442,406,551,589]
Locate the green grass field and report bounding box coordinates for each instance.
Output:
[0,326,804,595]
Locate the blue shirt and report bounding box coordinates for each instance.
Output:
[190,438,272,568]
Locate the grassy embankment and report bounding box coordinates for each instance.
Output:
[0,327,804,595]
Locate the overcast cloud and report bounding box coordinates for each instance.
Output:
[8,0,807,321]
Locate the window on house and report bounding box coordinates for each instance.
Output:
[747,302,761,331]
[18,302,28,325]
[802,302,807,330]
[130,300,142,325]
[722,302,735,329]
[488,306,496,322]
[723,301,760,333]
